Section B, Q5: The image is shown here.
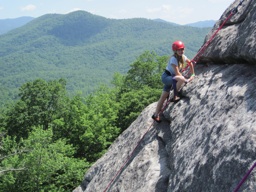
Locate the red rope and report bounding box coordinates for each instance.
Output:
[191,11,234,63]
[103,94,172,192]
[192,0,245,63]
[233,162,256,192]
[103,120,155,192]
[181,10,235,75]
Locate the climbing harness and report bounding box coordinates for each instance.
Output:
[233,162,256,192]
[103,0,246,191]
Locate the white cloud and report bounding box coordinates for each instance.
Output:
[161,6,195,24]
[21,4,36,12]
[147,4,171,14]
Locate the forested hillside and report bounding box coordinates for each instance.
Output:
[0,10,210,106]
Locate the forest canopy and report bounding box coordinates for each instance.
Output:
[0,51,170,191]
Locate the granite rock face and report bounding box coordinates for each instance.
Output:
[198,0,256,64]
[74,64,256,192]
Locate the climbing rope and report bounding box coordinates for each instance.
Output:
[192,0,245,64]
[233,162,256,192]
[182,0,245,75]
[103,120,155,192]
[103,84,178,192]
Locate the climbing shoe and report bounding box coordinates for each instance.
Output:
[170,97,180,103]
[177,91,183,98]
[152,114,161,123]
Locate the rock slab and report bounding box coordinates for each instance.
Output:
[74,64,256,192]
[198,0,256,64]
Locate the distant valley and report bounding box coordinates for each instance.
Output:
[0,11,211,105]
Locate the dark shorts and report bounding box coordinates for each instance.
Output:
[162,72,174,92]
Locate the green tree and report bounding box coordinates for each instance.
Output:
[0,127,88,192]
[80,86,120,161]
[1,78,121,163]
[122,51,168,91]
[51,85,121,162]
[4,78,67,140]
[118,87,161,129]
[116,51,168,130]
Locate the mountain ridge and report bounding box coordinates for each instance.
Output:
[0,15,215,36]
[0,10,210,105]
[185,20,216,28]
[154,18,216,28]
[0,16,34,35]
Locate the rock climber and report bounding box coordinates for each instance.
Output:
[152,40,195,123]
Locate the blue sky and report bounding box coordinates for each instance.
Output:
[0,0,235,24]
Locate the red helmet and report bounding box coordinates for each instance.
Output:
[172,40,185,51]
